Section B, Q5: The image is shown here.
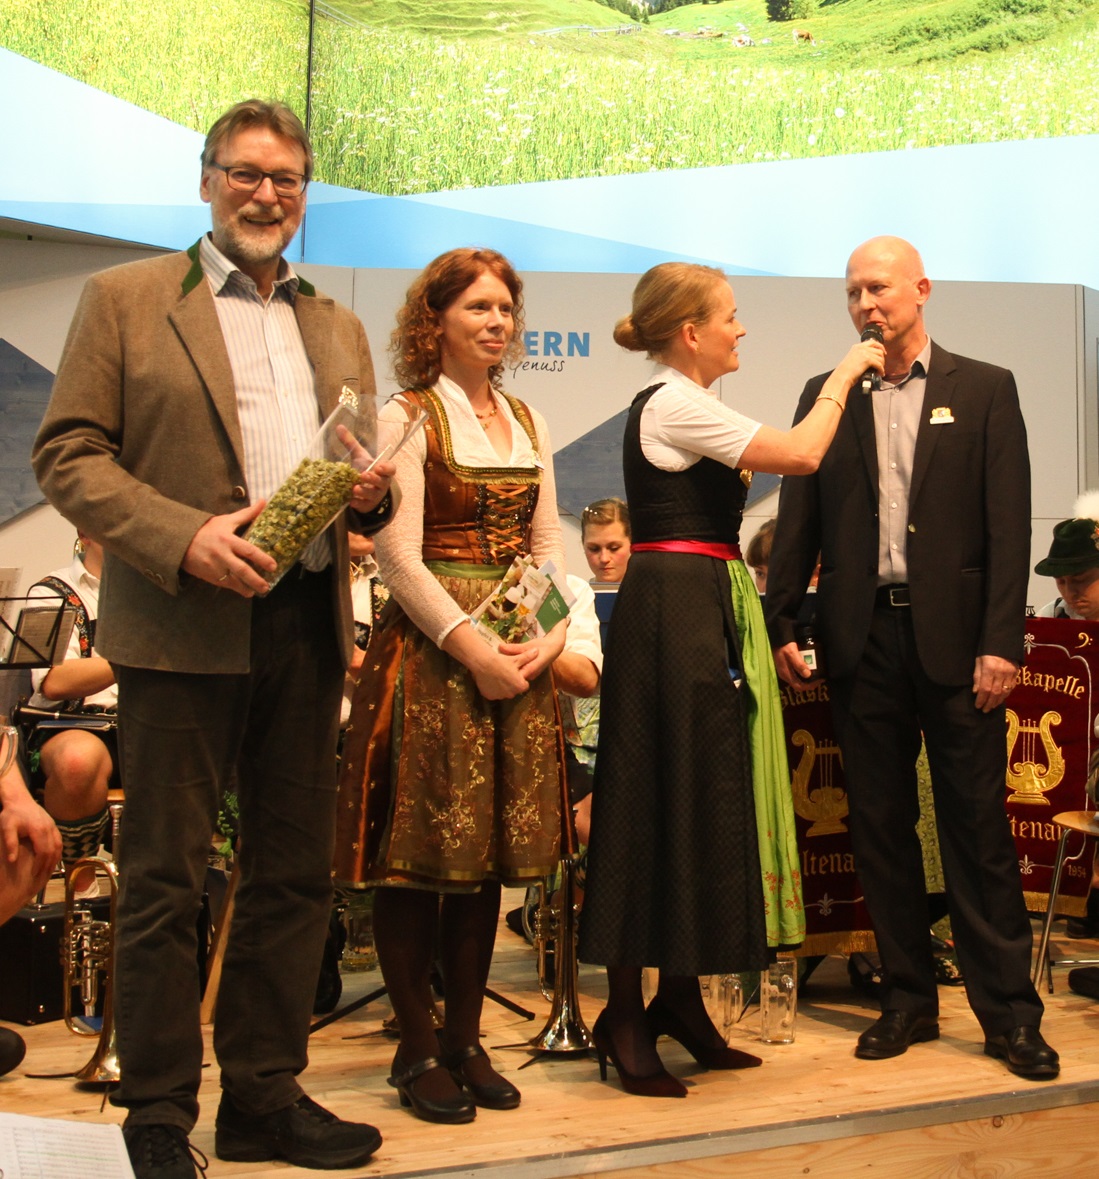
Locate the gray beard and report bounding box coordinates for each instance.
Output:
[212,217,294,270]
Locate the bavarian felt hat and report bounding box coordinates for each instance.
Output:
[1034,516,1099,577]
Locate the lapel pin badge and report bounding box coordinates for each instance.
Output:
[929,406,954,425]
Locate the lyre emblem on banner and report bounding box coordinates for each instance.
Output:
[790,729,848,836]
[1005,709,1064,805]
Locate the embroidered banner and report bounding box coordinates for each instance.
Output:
[777,616,1099,956]
[778,679,876,956]
[1006,616,1099,915]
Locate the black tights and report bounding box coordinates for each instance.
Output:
[373,883,503,1097]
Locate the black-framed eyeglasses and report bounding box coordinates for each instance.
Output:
[211,163,307,197]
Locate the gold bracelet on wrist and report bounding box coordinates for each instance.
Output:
[816,393,845,413]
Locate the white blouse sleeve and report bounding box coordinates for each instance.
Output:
[563,575,603,674]
[372,406,466,648]
[640,379,762,473]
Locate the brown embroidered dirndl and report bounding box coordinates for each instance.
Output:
[335,388,566,891]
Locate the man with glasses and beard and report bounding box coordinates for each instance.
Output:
[33,100,394,1177]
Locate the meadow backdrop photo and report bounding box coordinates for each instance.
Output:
[3,0,1098,197]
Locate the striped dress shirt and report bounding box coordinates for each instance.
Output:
[199,234,331,570]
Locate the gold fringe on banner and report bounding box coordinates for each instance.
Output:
[795,930,879,957]
[1024,890,1086,919]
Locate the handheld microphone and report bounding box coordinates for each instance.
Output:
[859,323,883,393]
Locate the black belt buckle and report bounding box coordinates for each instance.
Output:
[887,585,911,607]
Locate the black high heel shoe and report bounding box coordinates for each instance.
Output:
[591,1011,687,1098]
[444,1043,521,1110]
[387,1050,476,1124]
[645,995,762,1070]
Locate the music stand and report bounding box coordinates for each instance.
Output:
[0,594,78,670]
[310,981,534,1037]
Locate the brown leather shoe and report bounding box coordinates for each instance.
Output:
[984,1026,1059,1080]
[855,1010,939,1059]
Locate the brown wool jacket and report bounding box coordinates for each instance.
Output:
[32,243,379,674]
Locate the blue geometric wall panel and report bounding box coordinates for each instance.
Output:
[553,410,779,523]
[304,195,754,276]
[554,408,630,520]
[0,341,53,523]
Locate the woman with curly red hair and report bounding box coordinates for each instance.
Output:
[335,248,568,1124]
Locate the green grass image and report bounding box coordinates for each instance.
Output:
[1,0,309,136]
[3,0,1098,196]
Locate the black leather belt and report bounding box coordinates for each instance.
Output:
[875,584,911,607]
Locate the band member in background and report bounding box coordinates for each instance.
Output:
[562,497,631,844]
[0,728,61,1079]
[580,497,632,587]
[33,99,392,1176]
[766,235,1057,1080]
[1035,492,1099,939]
[26,534,116,899]
[1036,494,1099,624]
[743,517,776,593]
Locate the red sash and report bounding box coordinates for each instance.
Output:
[631,540,742,561]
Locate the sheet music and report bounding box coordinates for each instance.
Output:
[0,569,20,601]
[0,1113,134,1179]
[0,598,77,668]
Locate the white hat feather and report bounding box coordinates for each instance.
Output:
[1073,491,1099,523]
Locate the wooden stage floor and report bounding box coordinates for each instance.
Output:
[4,891,1099,1178]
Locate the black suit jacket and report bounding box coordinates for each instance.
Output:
[765,341,1030,686]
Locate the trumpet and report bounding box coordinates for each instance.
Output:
[61,802,122,1084]
[528,853,592,1054]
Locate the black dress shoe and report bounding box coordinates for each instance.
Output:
[444,1042,522,1109]
[1065,915,1099,939]
[0,1027,26,1077]
[855,1010,939,1059]
[215,1092,382,1167]
[387,1050,476,1124]
[984,1026,1060,1080]
[123,1124,208,1179]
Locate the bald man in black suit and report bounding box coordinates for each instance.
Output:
[766,236,1057,1080]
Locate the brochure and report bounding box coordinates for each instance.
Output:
[469,556,574,647]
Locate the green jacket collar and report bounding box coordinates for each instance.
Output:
[181,238,317,298]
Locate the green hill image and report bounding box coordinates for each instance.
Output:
[4,0,1098,194]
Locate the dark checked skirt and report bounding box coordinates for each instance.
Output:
[578,551,803,976]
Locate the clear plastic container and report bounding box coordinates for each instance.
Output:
[0,718,16,779]
[759,955,797,1043]
[245,383,425,588]
[721,973,745,1042]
